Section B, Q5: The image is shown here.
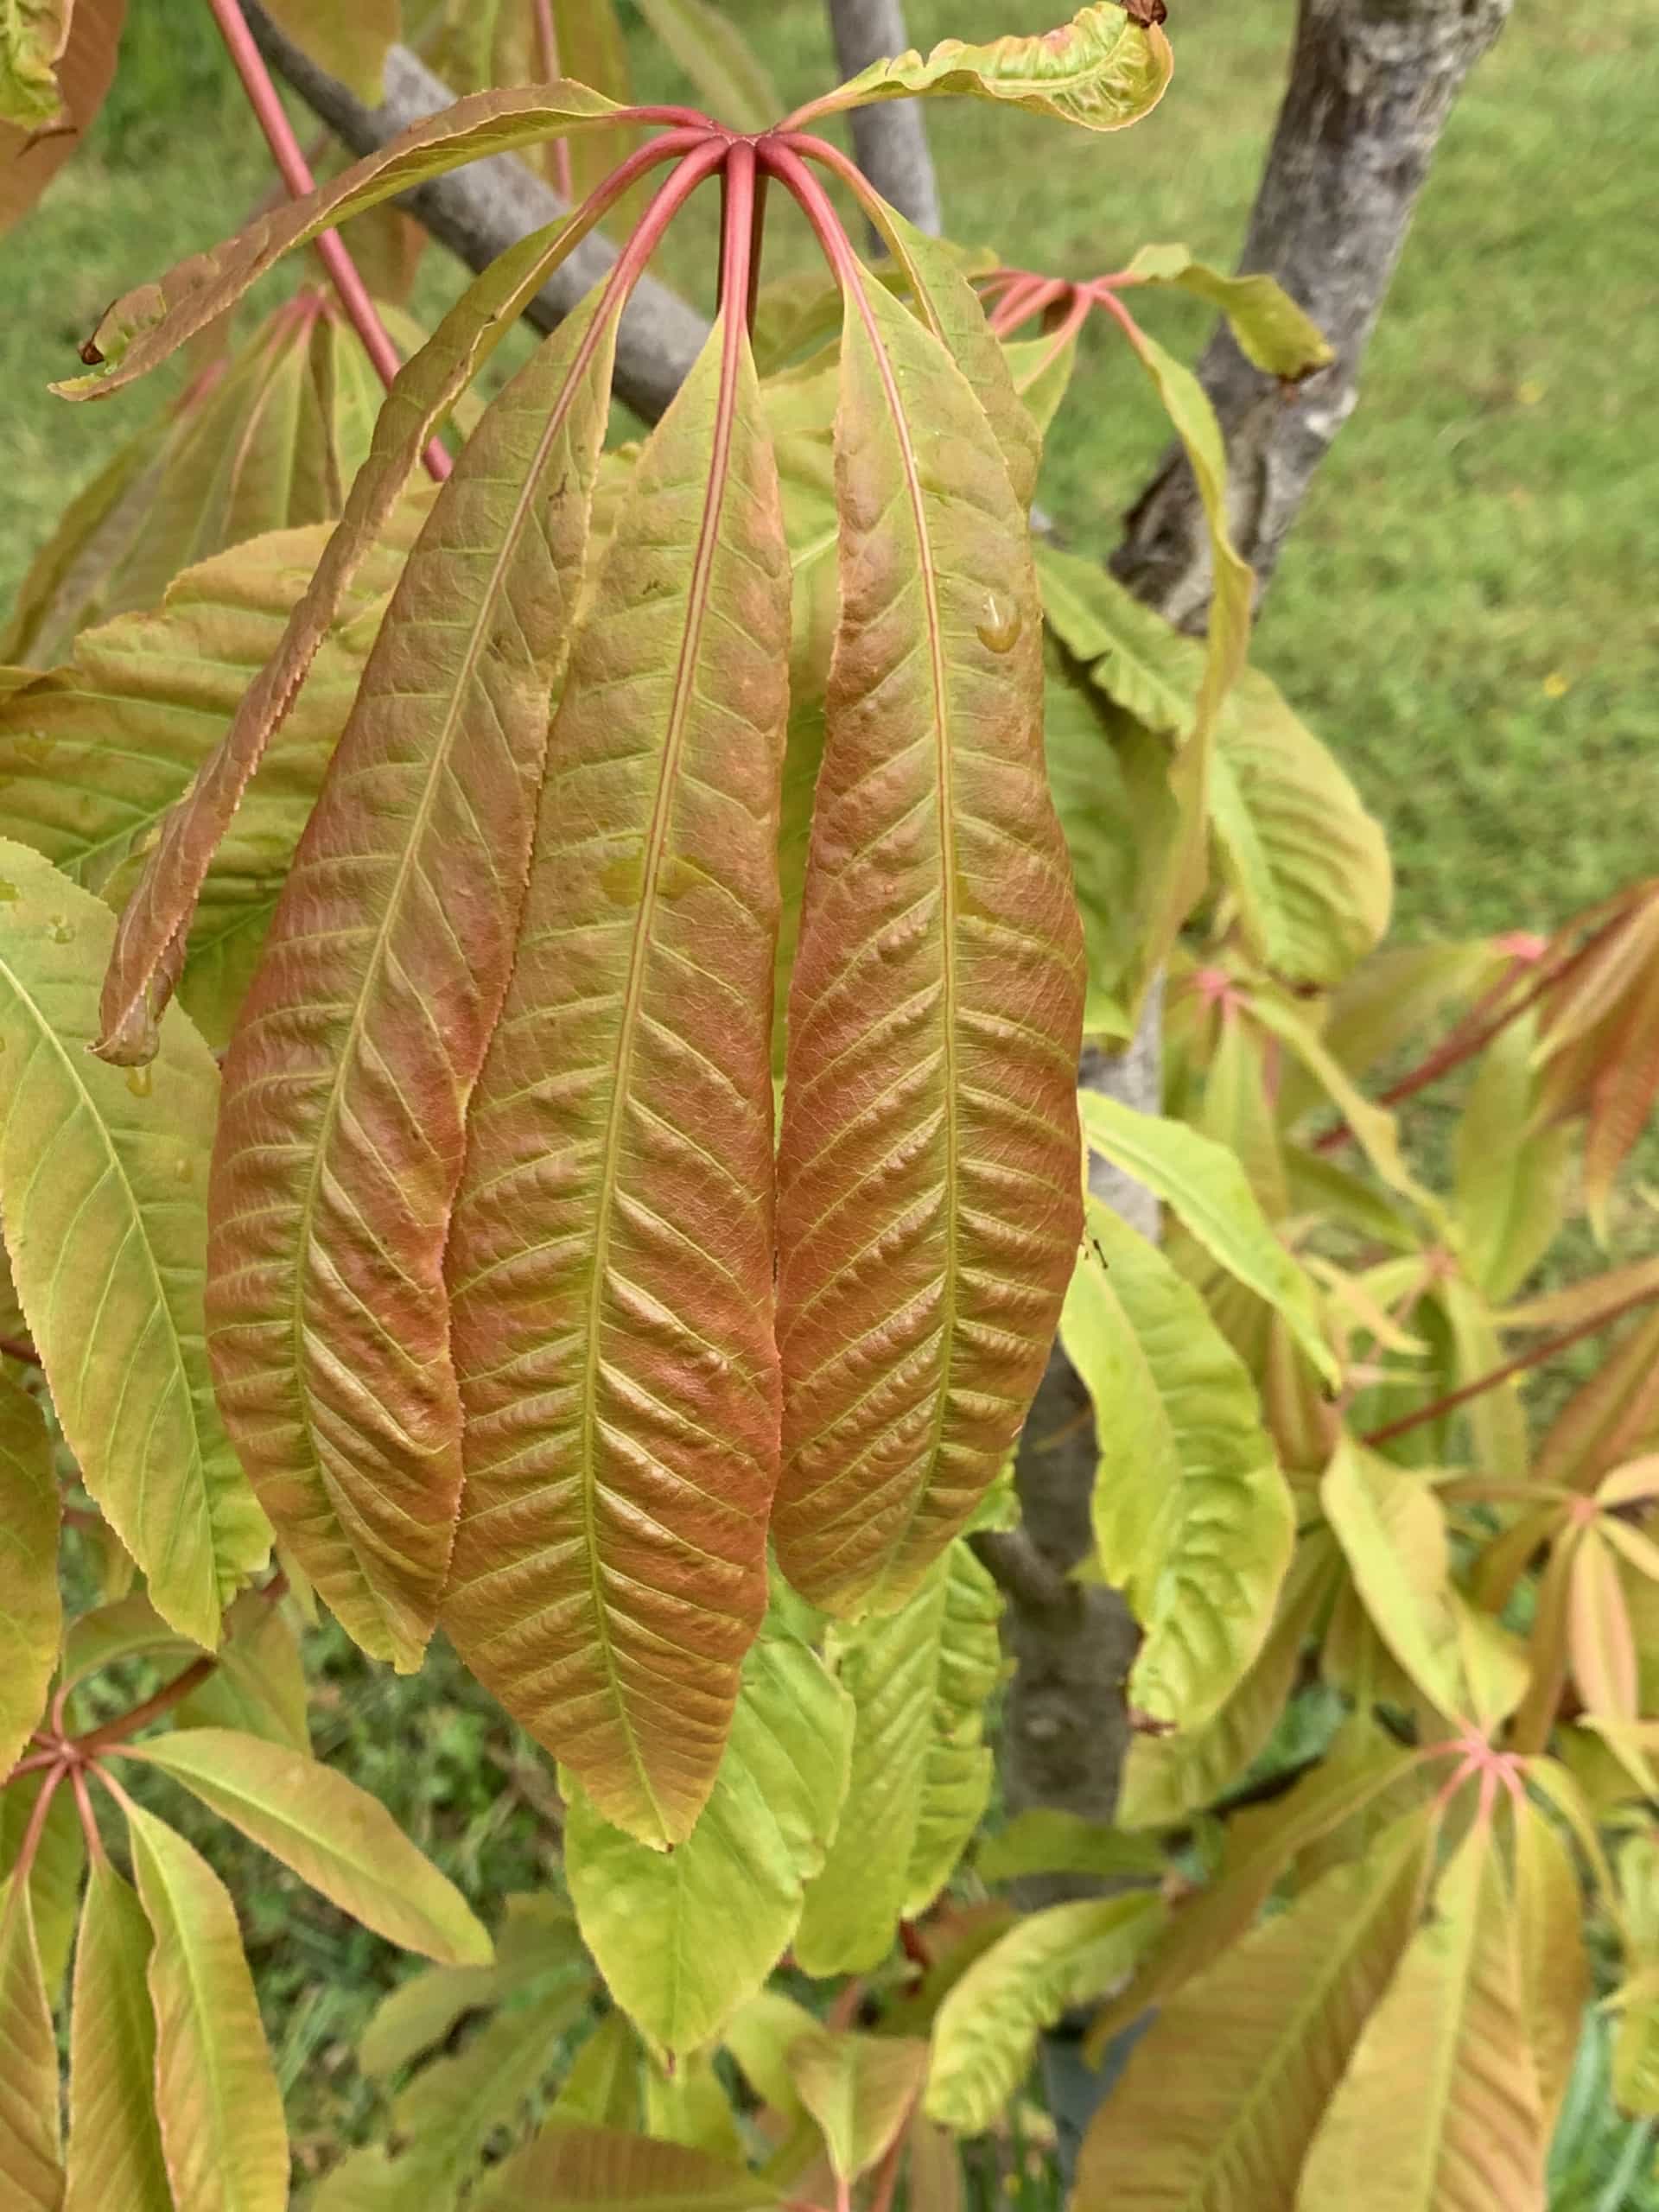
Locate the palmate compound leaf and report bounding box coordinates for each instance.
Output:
[207,284,620,1674]
[92,209,601,1068]
[1063,1197,1294,1732]
[55,85,633,398]
[443,296,792,1841]
[794,1540,1001,1975]
[0,1872,63,2208]
[563,1627,853,2057]
[925,1891,1166,2136]
[791,1,1173,133]
[0,1365,60,1779]
[124,1796,289,2212]
[63,1859,172,2212]
[1299,1819,1549,2211]
[0,839,268,1643]
[1071,1804,1436,2211]
[3,288,386,671]
[0,0,122,237]
[772,249,1086,1619]
[119,1726,492,1962]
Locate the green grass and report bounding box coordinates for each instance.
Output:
[4,0,1658,2197]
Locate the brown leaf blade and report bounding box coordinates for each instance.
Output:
[127,1798,289,2212]
[64,1860,173,2212]
[0,0,124,238]
[95,213,592,1068]
[773,267,1084,1618]
[207,284,620,1669]
[445,305,791,1845]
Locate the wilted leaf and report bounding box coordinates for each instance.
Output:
[0,0,122,237]
[1064,1199,1294,1731]
[1079,1091,1337,1384]
[774,264,1084,1617]
[0,840,268,1643]
[796,1543,1001,1974]
[259,0,400,102]
[1209,667,1391,988]
[57,86,632,397]
[122,1727,492,1962]
[1120,245,1334,380]
[1299,1822,1548,2211]
[0,1367,59,1777]
[1073,1806,1433,2211]
[126,1798,289,2212]
[445,298,790,1841]
[563,1630,851,2055]
[926,1892,1164,2134]
[64,1859,172,2212]
[473,2124,779,2210]
[793,2,1173,134]
[208,286,620,1672]
[0,1872,63,2207]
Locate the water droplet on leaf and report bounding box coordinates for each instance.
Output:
[976,593,1021,653]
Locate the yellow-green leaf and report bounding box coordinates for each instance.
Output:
[1073,1806,1433,2211]
[472,2124,780,2210]
[1064,1198,1294,1732]
[126,1797,289,2212]
[389,1980,594,2197]
[0,1367,59,1777]
[1121,245,1334,381]
[0,0,122,238]
[0,1768,84,1996]
[0,0,71,129]
[795,1543,1001,1975]
[976,1808,1165,1885]
[0,839,269,1643]
[635,0,779,129]
[1510,1796,1587,2137]
[1319,1438,1464,1719]
[792,2,1173,134]
[0,1872,63,2208]
[1078,1091,1338,1386]
[563,1630,852,2056]
[925,1892,1165,2134]
[1454,1012,1569,1303]
[1300,1822,1548,2211]
[121,1726,492,1963]
[787,2029,928,2186]
[1038,542,1198,736]
[64,1859,172,2212]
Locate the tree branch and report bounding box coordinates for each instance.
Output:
[238,1,709,424]
[823,0,941,237]
[1114,0,1514,613]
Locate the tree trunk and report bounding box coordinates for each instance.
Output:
[823,0,943,236]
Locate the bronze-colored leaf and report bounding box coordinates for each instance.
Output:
[773,262,1084,1618]
[0,0,124,238]
[445,300,791,1844]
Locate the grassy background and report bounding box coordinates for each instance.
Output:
[3,0,1657,2199]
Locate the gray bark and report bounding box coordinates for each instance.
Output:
[823,0,943,237]
[238,3,709,424]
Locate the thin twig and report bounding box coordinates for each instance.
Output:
[201,0,451,480]
[73,1656,218,1758]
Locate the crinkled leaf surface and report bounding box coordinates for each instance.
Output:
[563,1630,852,2056]
[0,0,72,130]
[795,1541,1001,1974]
[774,263,1084,1618]
[794,2,1173,133]
[58,86,628,396]
[1299,1822,1548,2211]
[0,1367,59,1777]
[1038,543,1198,737]
[1121,245,1334,380]
[1065,1198,1294,1730]
[1073,1807,1433,2210]
[445,306,791,1842]
[123,1726,492,1962]
[94,214,583,1065]
[0,0,122,236]
[208,288,619,1669]
[0,1874,62,2208]
[126,1797,289,2212]
[0,840,268,1643]
[64,1859,172,2212]
[926,1892,1164,2134]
